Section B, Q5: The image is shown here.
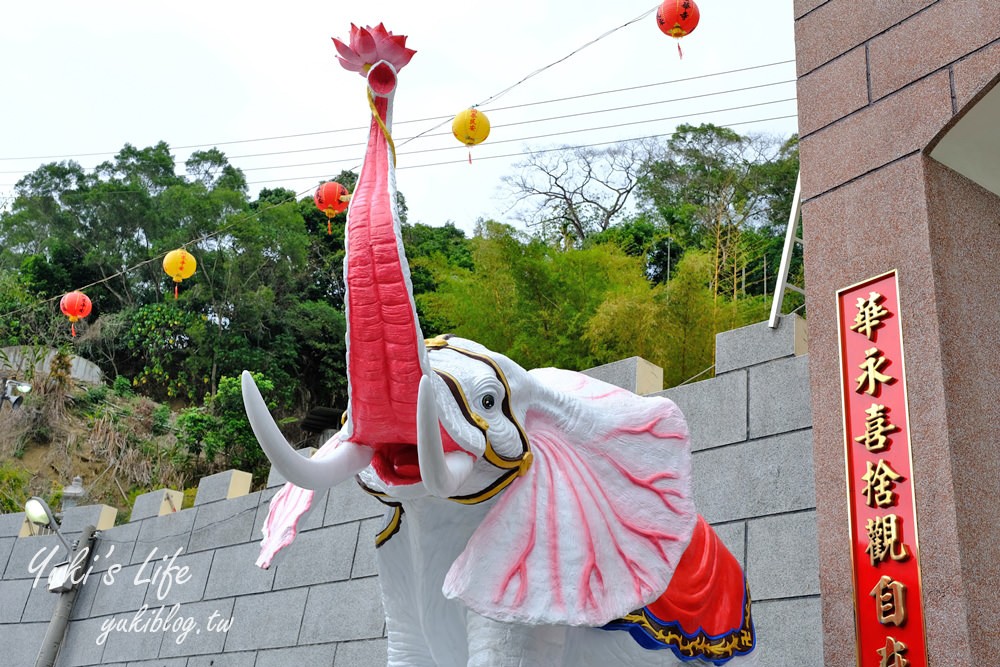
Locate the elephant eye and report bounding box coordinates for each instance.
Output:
[480,394,495,410]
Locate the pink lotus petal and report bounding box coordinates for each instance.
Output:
[333,24,416,76]
[337,56,364,74]
[353,27,379,64]
[332,36,359,65]
[378,39,416,70]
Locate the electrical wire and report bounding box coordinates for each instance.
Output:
[0,61,794,165]
[0,0,798,321]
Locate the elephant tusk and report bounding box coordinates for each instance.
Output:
[241,371,373,491]
[417,375,474,497]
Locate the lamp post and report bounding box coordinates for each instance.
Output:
[23,496,98,667]
[1,378,32,409]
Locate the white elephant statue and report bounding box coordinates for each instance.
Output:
[242,23,758,667]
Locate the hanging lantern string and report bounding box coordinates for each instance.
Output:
[374,3,661,161]
[367,89,397,168]
[0,183,319,324]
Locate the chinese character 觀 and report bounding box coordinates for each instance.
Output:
[854,403,899,452]
[865,514,909,566]
[869,575,907,627]
[850,291,890,340]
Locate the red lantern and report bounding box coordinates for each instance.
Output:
[59,291,92,338]
[656,0,700,58]
[314,182,350,235]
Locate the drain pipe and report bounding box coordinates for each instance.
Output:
[34,524,98,667]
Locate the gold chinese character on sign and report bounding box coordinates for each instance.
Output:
[861,459,904,508]
[865,514,909,566]
[877,635,909,667]
[869,575,908,627]
[851,291,890,340]
[856,347,895,396]
[854,403,899,452]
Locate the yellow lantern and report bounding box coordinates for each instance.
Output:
[163,248,197,299]
[452,108,490,163]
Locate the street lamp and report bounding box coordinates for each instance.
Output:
[2,378,32,409]
[24,496,99,667]
[24,496,72,554]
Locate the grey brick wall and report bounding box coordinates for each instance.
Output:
[658,315,822,666]
[0,315,819,666]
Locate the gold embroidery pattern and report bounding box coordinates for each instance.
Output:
[612,586,755,663]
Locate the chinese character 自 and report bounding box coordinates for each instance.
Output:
[856,347,895,396]
[865,514,909,566]
[862,459,904,508]
[877,635,908,667]
[854,403,898,452]
[851,291,890,340]
[869,575,907,627]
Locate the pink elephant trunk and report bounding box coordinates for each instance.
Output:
[344,93,426,448]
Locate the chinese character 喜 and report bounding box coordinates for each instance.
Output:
[856,347,895,396]
[854,403,899,452]
[862,459,904,508]
[865,514,909,566]
[869,575,907,627]
[851,291,890,340]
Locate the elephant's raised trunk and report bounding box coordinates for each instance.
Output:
[342,62,430,450]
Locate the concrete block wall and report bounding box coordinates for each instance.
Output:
[0,469,388,666]
[657,315,821,666]
[0,315,819,666]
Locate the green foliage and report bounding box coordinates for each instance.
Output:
[176,372,274,480]
[120,302,205,401]
[112,375,134,397]
[420,222,661,371]
[0,462,30,513]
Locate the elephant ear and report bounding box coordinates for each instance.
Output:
[443,368,697,626]
[256,433,345,569]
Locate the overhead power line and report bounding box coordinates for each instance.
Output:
[0,60,794,165]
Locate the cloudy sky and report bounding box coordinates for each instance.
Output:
[0,0,798,232]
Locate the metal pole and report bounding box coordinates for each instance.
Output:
[768,172,802,328]
[34,525,97,667]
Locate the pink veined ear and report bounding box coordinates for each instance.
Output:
[442,369,698,626]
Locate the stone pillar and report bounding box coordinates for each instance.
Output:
[794,2,1000,665]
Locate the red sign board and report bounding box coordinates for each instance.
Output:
[837,270,927,667]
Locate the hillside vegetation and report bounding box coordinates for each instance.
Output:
[0,124,802,518]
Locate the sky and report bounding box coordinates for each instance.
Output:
[0,1,799,234]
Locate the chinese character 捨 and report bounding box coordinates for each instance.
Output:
[877,635,909,667]
[869,575,907,627]
[850,291,890,340]
[856,347,895,396]
[866,514,909,566]
[861,459,904,508]
[854,403,899,452]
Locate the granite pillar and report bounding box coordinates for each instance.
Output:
[794,1,1000,665]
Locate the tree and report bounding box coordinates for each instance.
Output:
[418,221,664,371]
[502,141,657,248]
[637,124,797,301]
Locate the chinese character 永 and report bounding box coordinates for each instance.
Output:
[862,459,904,508]
[856,347,895,396]
[854,403,899,452]
[877,635,909,667]
[865,514,909,566]
[869,575,907,627]
[851,291,890,340]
